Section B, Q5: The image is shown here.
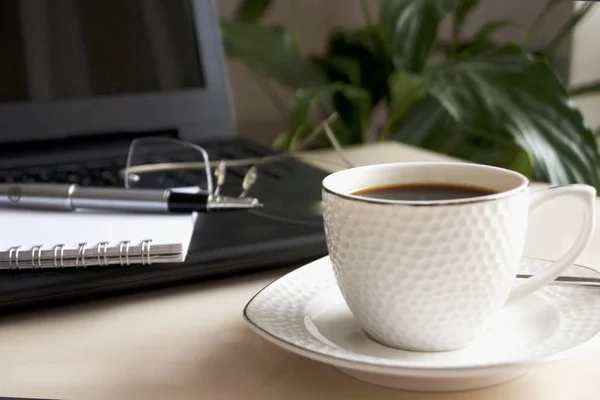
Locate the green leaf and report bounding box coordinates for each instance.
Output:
[311,56,362,86]
[287,87,325,149]
[284,84,372,150]
[322,27,394,105]
[569,80,600,97]
[390,96,534,176]
[417,46,600,187]
[452,0,479,42]
[454,20,520,58]
[220,21,326,89]
[380,0,455,73]
[234,0,272,23]
[272,131,292,150]
[380,70,426,140]
[389,70,425,113]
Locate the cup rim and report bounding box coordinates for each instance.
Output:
[321,162,530,207]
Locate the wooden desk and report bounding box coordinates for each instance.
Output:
[0,142,599,400]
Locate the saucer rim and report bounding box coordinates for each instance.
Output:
[243,256,599,377]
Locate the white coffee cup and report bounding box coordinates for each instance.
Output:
[321,162,596,352]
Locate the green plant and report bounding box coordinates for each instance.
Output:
[221,0,600,188]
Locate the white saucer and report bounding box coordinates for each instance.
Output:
[244,256,600,392]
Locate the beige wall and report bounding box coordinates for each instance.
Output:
[218,0,577,145]
[570,1,600,131]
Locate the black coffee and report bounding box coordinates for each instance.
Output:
[352,183,495,201]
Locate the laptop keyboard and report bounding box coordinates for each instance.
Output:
[0,141,275,189]
[0,158,125,186]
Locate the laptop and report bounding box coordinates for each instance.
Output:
[0,0,329,312]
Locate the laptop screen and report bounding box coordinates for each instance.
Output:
[0,0,205,103]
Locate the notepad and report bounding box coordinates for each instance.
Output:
[0,208,196,269]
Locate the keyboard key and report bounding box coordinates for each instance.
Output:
[67,174,79,183]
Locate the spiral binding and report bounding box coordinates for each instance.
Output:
[119,240,130,266]
[75,242,88,267]
[4,239,155,269]
[97,241,109,267]
[54,244,65,268]
[8,246,21,269]
[31,245,42,268]
[141,239,152,265]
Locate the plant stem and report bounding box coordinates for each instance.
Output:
[322,118,356,168]
[568,80,600,98]
[525,0,561,47]
[360,0,375,26]
[546,2,595,57]
[294,112,355,168]
[295,113,338,150]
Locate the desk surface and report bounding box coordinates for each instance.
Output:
[1,142,599,400]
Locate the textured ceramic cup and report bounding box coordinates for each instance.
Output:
[322,162,596,352]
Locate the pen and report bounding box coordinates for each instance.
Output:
[0,183,263,213]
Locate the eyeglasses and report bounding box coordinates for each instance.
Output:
[119,113,355,224]
[121,113,354,189]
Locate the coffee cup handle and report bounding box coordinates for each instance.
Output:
[507,184,597,304]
